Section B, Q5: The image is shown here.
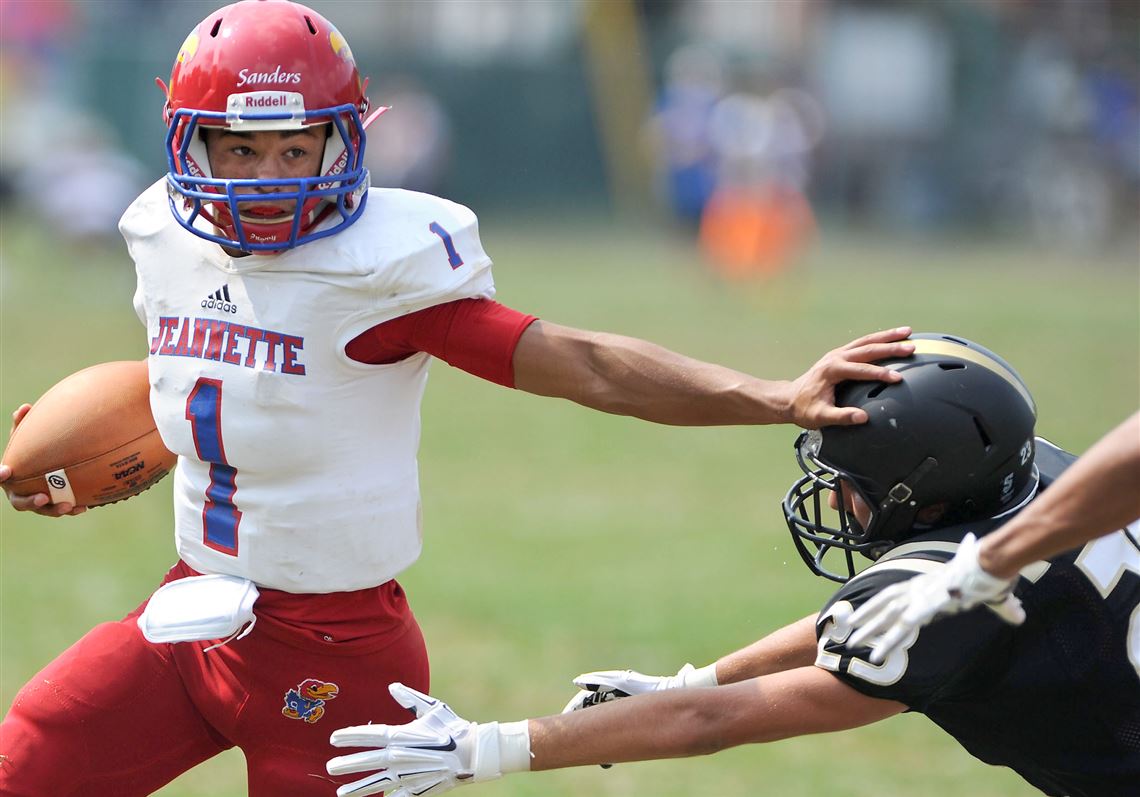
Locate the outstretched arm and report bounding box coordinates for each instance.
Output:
[562,614,818,713]
[346,301,911,429]
[326,670,903,795]
[512,324,914,429]
[531,667,901,770]
[711,614,820,682]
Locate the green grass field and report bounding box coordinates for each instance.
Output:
[1,212,1136,796]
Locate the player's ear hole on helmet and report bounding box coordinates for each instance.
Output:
[914,502,948,526]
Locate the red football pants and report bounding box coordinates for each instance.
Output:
[0,563,430,796]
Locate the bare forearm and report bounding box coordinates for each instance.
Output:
[578,333,793,425]
[512,321,915,429]
[979,412,1140,579]
[529,688,739,770]
[528,669,902,771]
[713,615,819,683]
[515,323,793,425]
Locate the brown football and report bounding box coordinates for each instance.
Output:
[2,361,176,508]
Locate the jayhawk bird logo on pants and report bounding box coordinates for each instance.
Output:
[282,678,340,723]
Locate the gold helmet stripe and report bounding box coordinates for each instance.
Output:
[908,339,1036,412]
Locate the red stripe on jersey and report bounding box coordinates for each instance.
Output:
[345,299,537,388]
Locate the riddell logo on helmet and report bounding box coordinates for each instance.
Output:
[236,66,302,88]
[242,94,289,109]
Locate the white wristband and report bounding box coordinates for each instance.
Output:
[472,721,532,781]
[680,662,719,689]
[498,720,533,773]
[471,723,502,781]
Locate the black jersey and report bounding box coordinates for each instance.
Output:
[815,440,1140,797]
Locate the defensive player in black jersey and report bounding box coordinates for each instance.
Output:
[845,409,1140,663]
[320,333,1140,797]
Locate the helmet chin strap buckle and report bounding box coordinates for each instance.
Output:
[882,456,938,508]
[887,482,912,503]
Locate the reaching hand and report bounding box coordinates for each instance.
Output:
[562,663,717,714]
[787,327,914,429]
[846,533,1025,664]
[326,683,530,797]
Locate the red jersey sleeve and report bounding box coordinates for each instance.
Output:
[344,299,537,388]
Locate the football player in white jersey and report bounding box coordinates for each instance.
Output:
[0,2,913,795]
[323,334,1140,797]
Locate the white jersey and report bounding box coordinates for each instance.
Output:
[121,180,495,592]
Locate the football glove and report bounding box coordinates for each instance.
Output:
[847,532,1025,664]
[326,683,531,797]
[562,662,718,714]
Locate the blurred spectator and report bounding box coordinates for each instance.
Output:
[0,0,1135,249]
[1,0,144,243]
[698,86,820,278]
[810,4,953,230]
[0,0,75,81]
[0,0,79,205]
[1000,10,1136,250]
[644,43,822,278]
[644,44,725,225]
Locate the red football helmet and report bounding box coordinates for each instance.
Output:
[160,0,373,252]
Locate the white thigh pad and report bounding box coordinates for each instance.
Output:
[137,573,259,646]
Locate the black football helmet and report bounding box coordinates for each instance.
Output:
[782,333,1039,582]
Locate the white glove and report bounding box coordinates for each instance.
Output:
[847,533,1025,664]
[326,683,531,797]
[562,662,718,714]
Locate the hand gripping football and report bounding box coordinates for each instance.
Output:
[2,361,176,508]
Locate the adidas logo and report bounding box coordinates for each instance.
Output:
[201,284,238,314]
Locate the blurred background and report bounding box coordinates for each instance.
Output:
[1,1,1137,796]
[2,0,1138,258]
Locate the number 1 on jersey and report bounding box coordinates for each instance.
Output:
[429,221,464,269]
[185,378,242,555]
